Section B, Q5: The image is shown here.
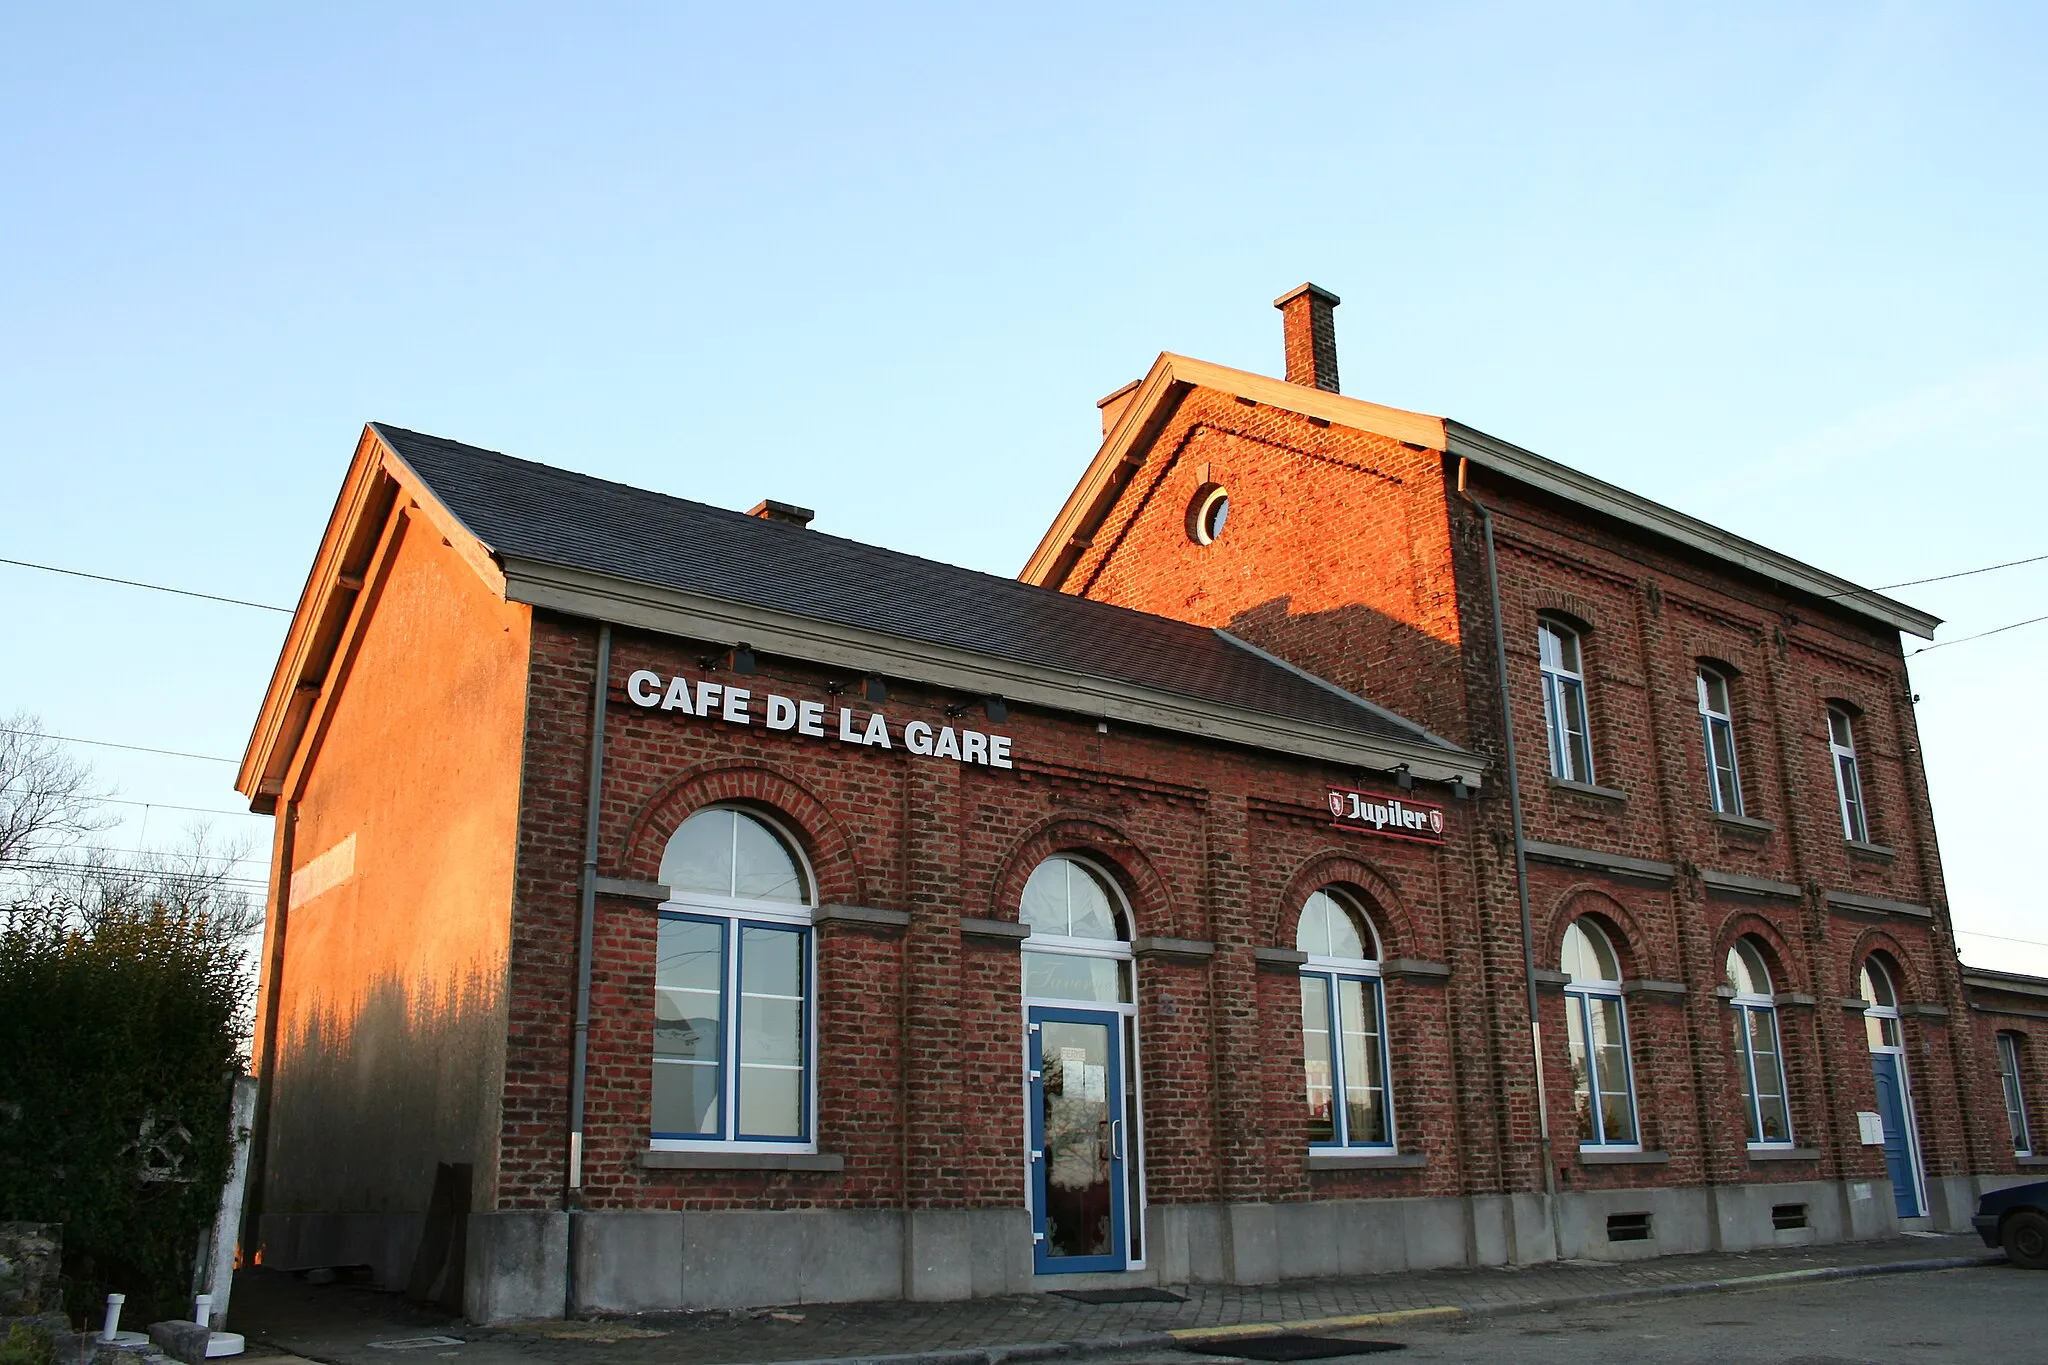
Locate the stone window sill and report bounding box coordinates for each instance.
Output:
[1306,1151,1427,1171]
[1549,777,1628,805]
[1747,1146,1821,1162]
[1712,811,1776,836]
[1846,839,1896,864]
[2017,1155,2048,1168]
[1579,1149,1671,1166]
[643,1150,844,1172]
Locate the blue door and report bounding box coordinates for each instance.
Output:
[1029,1007,1127,1274]
[1870,1054,1922,1218]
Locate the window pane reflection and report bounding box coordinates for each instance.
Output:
[1301,975,1334,1143]
[1024,950,1129,1003]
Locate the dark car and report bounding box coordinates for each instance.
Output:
[1974,1180,2048,1269]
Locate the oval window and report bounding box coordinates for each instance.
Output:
[1189,486,1230,545]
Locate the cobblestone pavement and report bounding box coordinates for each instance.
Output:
[231,1234,1994,1365]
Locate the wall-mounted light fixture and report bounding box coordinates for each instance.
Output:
[731,646,758,675]
[1451,777,1472,801]
[985,696,1009,723]
[864,676,888,703]
[1395,764,1415,791]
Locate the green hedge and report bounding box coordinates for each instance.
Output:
[0,909,243,1322]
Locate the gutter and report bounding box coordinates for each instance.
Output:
[1455,458,1564,1261]
[564,622,612,1313]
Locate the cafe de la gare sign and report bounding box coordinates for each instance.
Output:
[625,668,1015,768]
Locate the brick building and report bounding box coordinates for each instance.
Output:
[237,287,2041,1320]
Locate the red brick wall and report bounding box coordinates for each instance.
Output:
[1055,378,2003,1205]
[492,614,1486,1214]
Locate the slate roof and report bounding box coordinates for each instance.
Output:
[374,424,1456,753]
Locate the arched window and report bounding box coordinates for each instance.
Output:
[1296,889,1391,1149]
[1562,919,1637,1148]
[1539,620,1594,783]
[1726,938,1790,1146]
[1020,855,1132,1003]
[1698,667,1744,815]
[1996,1032,2034,1158]
[1861,957,1901,1051]
[1829,706,1869,842]
[652,807,815,1147]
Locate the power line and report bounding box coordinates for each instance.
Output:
[0,554,291,613]
[1863,551,2048,595]
[0,727,239,765]
[1907,613,2048,656]
[1949,929,2048,949]
[0,858,268,891]
[103,796,266,819]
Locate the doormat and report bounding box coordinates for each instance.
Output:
[1052,1286,1189,1304]
[1179,1333,1405,1359]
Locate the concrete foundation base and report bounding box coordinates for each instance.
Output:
[283,1174,2000,1323]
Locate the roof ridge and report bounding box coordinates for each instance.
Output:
[370,422,1350,652]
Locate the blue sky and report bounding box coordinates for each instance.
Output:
[2,3,2044,967]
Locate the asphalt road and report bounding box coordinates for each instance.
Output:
[1114,1264,2044,1365]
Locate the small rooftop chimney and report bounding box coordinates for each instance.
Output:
[749,499,815,528]
[1273,282,1340,393]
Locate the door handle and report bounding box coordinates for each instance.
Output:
[1110,1118,1125,1162]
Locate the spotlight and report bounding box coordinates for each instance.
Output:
[732,646,757,675]
[864,676,888,703]
[1451,778,1472,801]
[985,696,1008,723]
[1395,765,1415,791]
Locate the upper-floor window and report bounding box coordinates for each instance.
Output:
[1296,888,1392,1150]
[1726,938,1791,1146]
[1540,620,1594,784]
[1829,706,1869,842]
[1698,667,1743,815]
[653,807,815,1148]
[1561,918,1637,1148]
[1997,1032,2034,1158]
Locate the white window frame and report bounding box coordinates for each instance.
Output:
[650,808,819,1155]
[1017,854,1148,1269]
[1539,620,1594,784]
[1698,667,1744,816]
[1563,921,1639,1152]
[1997,1032,2034,1158]
[1829,706,1869,842]
[1297,890,1395,1152]
[1727,941,1792,1149]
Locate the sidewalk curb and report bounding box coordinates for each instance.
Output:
[764,1252,2006,1365]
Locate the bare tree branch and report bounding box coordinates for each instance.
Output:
[0,711,114,867]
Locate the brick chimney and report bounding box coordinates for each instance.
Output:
[749,499,814,527]
[1273,283,1340,393]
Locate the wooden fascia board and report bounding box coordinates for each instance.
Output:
[236,425,512,809]
[279,502,414,804]
[1019,354,1447,588]
[499,558,1483,782]
[1446,422,1941,640]
[236,427,391,804]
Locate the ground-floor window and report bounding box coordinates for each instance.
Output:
[1562,918,1638,1148]
[651,806,815,1147]
[1727,938,1792,1146]
[1998,1031,2034,1157]
[1296,888,1392,1148]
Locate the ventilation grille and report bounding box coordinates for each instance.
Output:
[1772,1202,1809,1231]
[1606,1212,1653,1242]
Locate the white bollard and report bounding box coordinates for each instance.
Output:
[194,1294,212,1328]
[101,1293,125,1343]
